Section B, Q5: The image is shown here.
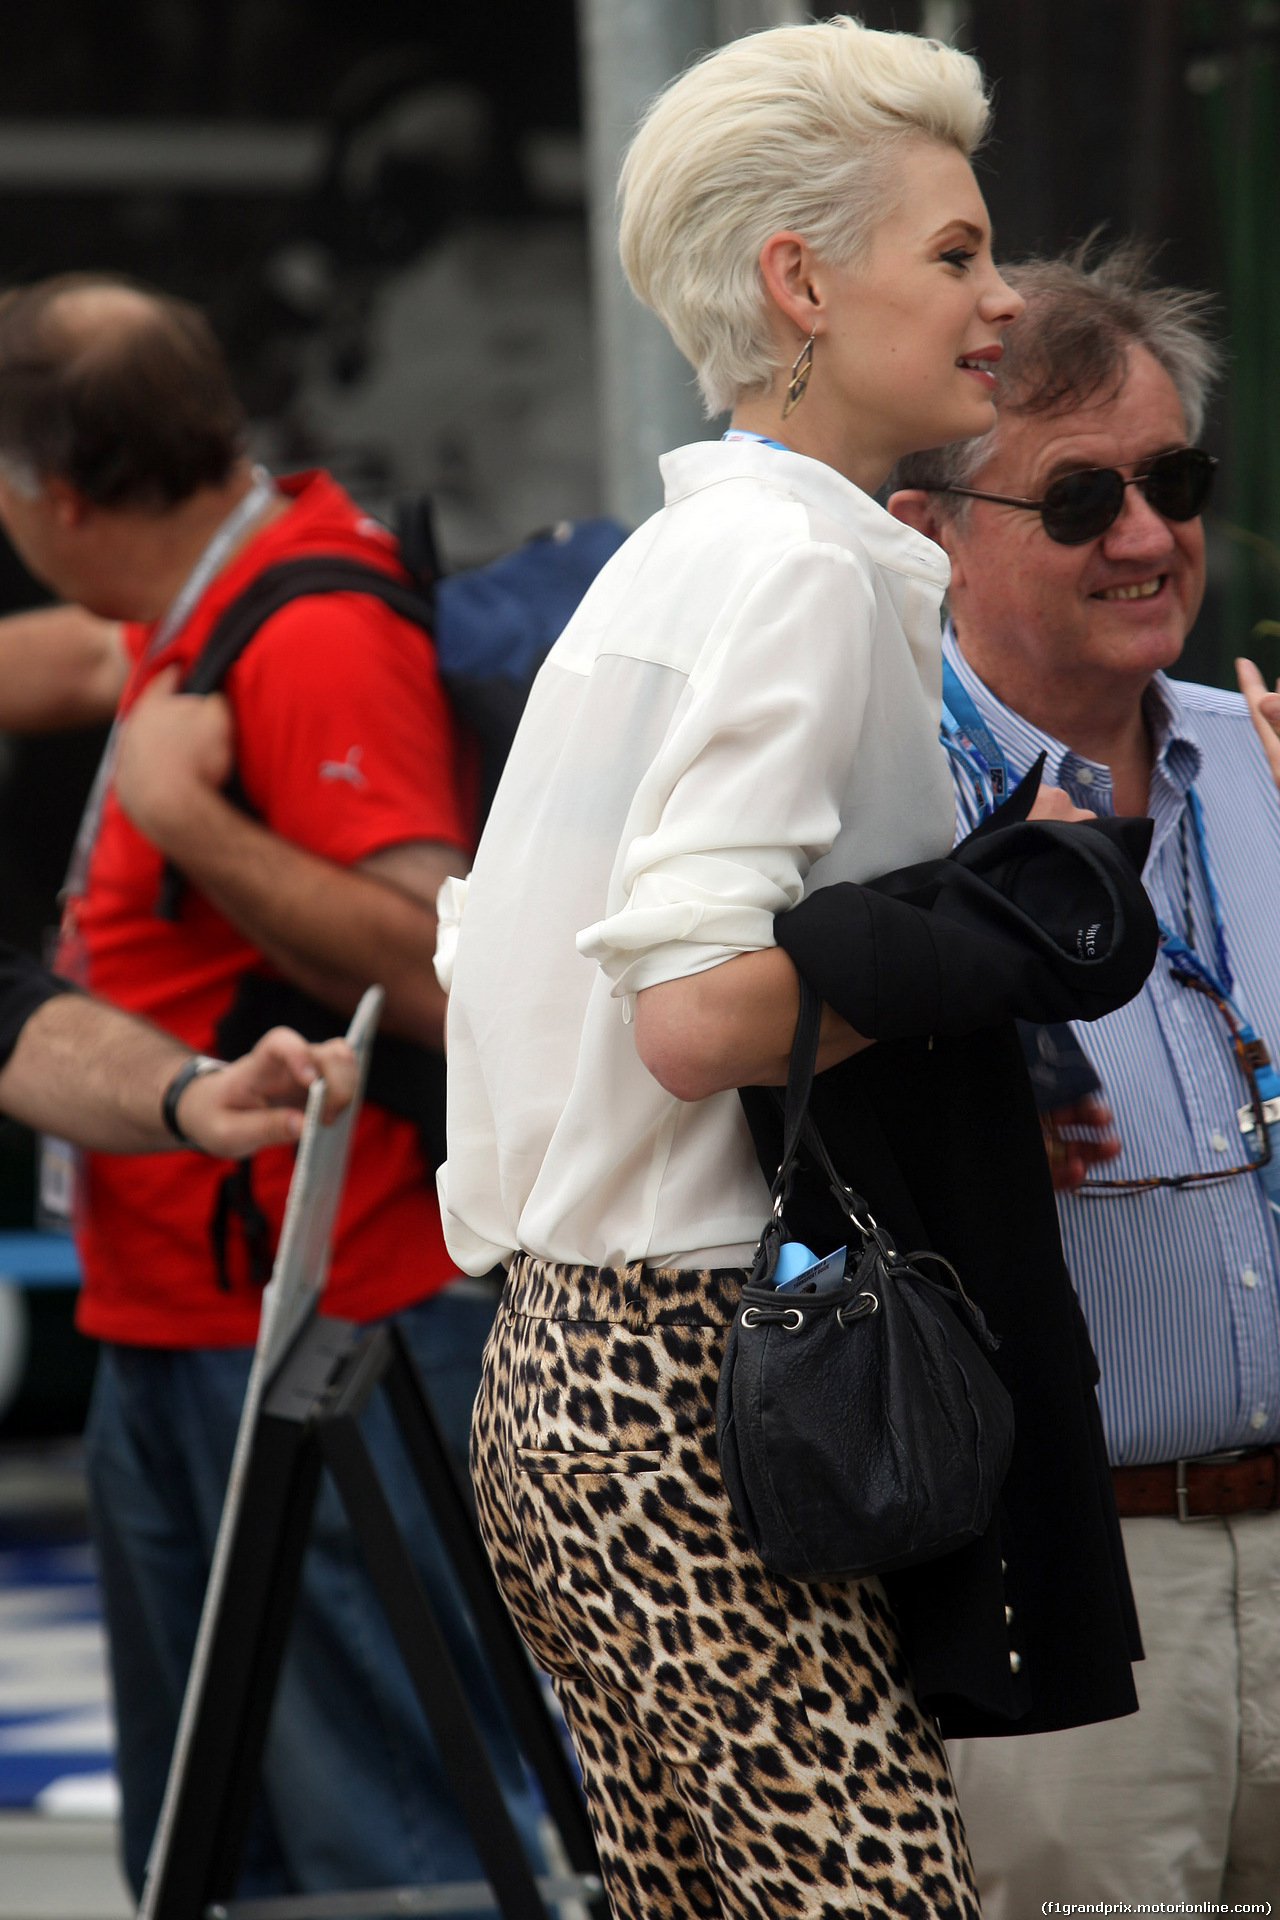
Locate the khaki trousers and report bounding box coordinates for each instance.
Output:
[947,1511,1280,1914]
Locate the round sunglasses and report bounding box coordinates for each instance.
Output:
[932,446,1217,545]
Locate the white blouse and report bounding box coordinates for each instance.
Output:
[436,438,955,1276]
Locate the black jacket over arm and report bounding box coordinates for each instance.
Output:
[740,786,1157,1739]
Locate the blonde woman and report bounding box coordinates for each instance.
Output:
[440,20,1019,1917]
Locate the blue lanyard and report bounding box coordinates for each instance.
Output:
[941,655,1009,808]
[940,658,1280,1107]
[721,428,790,452]
[1156,797,1280,1100]
[1155,791,1232,1000]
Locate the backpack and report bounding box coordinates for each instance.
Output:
[159,499,628,912]
[159,497,627,1282]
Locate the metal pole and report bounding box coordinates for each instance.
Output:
[578,0,806,527]
[917,1,972,47]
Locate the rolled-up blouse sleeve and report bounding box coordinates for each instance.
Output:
[433,874,469,993]
[576,542,878,996]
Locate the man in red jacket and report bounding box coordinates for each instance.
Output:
[0,273,537,1903]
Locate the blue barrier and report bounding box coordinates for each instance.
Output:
[0,1232,81,1289]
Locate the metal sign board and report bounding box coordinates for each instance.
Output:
[139,986,383,1918]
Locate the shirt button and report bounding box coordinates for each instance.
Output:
[1009,1650,1023,1673]
[1005,1605,1014,1625]
[1075,767,1095,787]
[1242,1268,1260,1289]
[1250,1407,1268,1431]
[1209,1131,1230,1153]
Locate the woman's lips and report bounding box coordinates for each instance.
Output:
[957,358,997,391]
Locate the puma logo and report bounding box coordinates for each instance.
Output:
[319,745,367,788]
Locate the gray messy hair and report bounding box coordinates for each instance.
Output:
[891,237,1223,513]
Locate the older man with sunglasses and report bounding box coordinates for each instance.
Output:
[891,242,1280,1913]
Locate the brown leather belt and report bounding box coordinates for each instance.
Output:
[1112,1446,1280,1521]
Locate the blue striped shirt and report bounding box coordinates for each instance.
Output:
[945,625,1280,1463]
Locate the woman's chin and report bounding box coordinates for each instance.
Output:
[894,397,996,463]
[942,393,998,443]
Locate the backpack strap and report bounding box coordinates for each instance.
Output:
[175,555,435,696]
[155,555,434,921]
[148,554,449,1198]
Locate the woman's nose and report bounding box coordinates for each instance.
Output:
[980,272,1025,330]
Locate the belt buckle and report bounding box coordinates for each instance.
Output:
[1175,1448,1247,1522]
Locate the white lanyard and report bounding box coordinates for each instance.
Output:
[61,468,278,905]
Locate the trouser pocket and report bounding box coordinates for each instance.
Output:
[516,1447,664,1476]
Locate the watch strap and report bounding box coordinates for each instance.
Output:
[162,1054,227,1151]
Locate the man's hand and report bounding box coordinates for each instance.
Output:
[114,666,234,851]
[175,1027,357,1158]
[1236,657,1280,796]
[1041,1094,1121,1191]
[0,993,358,1155]
[1028,785,1097,825]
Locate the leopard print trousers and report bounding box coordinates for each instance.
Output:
[470,1253,980,1920]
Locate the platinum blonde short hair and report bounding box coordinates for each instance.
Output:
[618,16,991,416]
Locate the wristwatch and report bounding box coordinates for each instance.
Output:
[162,1054,227,1151]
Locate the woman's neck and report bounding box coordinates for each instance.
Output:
[728,393,891,496]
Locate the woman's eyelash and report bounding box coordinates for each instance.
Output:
[940,247,975,269]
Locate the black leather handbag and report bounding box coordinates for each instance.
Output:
[716,978,1015,1584]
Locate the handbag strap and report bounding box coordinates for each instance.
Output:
[749,979,822,1284]
[780,974,823,1180]
[769,974,878,1240]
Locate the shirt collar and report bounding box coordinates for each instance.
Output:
[659,438,951,587]
[942,621,1202,816]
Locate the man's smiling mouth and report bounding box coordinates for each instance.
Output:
[1095,576,1164,601]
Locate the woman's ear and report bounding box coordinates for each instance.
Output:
[758,231,822,339]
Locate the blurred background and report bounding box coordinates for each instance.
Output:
[0,0,1274,1901]
[0,0,1274,992]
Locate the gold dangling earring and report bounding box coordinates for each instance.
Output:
[781,327,816,419]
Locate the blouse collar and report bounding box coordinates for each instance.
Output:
[658,438,951,588]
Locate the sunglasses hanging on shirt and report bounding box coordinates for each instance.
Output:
[1077,796,1280,1206]
[940,667,1280,1210]
[1076,976,1279,1196]
[932,446,1217,546]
